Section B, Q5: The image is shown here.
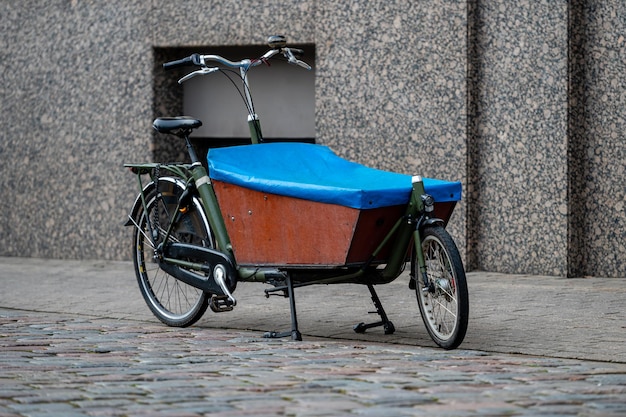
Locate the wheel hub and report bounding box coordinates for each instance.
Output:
[435,278,453,301]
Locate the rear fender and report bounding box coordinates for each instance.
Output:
[124,176,188,226]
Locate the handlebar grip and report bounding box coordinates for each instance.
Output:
[163,53,202,70]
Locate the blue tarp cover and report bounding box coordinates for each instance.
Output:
[207,143,461,210]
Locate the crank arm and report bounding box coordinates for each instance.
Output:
[213,265,237,306]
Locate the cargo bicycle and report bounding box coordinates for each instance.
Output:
[124,36,469,349]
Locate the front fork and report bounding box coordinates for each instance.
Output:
[413,226,434,293]
[410,176,436,291]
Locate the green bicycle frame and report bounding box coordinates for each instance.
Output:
[126,160,433,287]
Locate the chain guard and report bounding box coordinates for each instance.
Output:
[160,243,237,295]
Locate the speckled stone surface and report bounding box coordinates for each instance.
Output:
[0,0,153,261]
[568,0,626,277]
[1,1,625,277]
[467,1,570,276]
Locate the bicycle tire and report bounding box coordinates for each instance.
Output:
[132,179,212,327]
[415,225,469,349]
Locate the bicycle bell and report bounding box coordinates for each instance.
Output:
[267,35,287,49]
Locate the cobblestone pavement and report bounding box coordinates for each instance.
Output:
[1,257,626,416]
[1,257,625,362]
[1,308,626,417]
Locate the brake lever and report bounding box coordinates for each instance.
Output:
[283,48,312,70]
[177,67,219,84]
[295,59,312,70]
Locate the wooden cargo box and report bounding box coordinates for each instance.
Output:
[208,143,461,267]
[213,180,407,266]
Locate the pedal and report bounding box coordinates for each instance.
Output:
[209,295,234,313]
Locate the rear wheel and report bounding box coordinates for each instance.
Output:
[132,180,212,327]
[415,226,468,349]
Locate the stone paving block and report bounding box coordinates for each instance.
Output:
[7,401,89,417]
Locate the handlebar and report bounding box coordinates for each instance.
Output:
[162,36,311,83]
[162,53,203,70]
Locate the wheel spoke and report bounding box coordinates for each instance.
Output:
[431,296,457,319]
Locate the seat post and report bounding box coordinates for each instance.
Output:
[184,134,200,165]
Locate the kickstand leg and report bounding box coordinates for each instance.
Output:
[263,275,303,341]
[353,284,395,335]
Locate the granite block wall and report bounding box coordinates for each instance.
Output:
[1,1,625,277]
[467,0,626,277]
[467,1,570,276]
[568,0,626,277]
[0,0,153,260]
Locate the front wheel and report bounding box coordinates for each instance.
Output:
[414,226,468,349]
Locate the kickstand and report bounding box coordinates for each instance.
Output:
[353,284,396,335]
[263,275,303,341]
